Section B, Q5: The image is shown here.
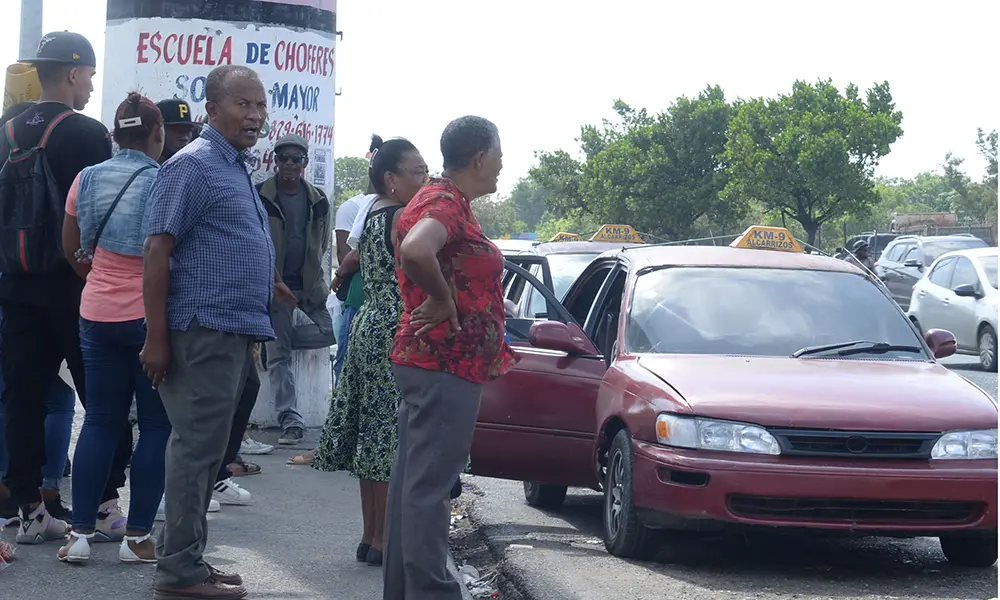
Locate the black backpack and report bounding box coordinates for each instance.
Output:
[0,110,75,274]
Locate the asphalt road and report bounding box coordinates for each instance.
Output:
[455,358,999,600]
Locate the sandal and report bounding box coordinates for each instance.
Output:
[287,450,315,466]
[58,530,94,563]
[228,458,261,477]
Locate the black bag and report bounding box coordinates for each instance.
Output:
[335,270,356,302]
[0,110,75,274]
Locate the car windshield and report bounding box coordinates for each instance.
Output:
[923,238,988,265]
[626,267,926,359]
[977,255,998,289]
[528,253,598,316]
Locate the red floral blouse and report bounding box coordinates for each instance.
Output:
[391,178,518,384]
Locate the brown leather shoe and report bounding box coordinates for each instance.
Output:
[207,564,243,586]
[153,576,247,600]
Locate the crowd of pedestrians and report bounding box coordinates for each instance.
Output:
[0,29,515,600]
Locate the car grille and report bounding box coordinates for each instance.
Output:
[770,429,939,458]
[728,495,981,524]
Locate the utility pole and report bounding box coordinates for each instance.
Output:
[19,0,44,60]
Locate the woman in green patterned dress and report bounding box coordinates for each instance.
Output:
[312,137,428,566]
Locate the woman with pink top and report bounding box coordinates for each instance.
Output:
[57,92,171,564]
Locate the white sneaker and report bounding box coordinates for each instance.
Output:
[240,437,274,455]
[213,478,252,506]
[94,499,127,543]
[16,503,68,545]
[155,496,222,521]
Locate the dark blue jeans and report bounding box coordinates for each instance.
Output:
[0,374,75,490]
[73,318,170,534]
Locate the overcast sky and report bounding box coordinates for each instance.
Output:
[2,0,996,195]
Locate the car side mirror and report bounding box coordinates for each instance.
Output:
[925,328,957,359]
[903,258,922,269]
[952,283,982,298]
[528,321,599,356]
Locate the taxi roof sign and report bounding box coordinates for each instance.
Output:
[590,224,644,244]
[549,231,583,242]
[730,225,804,253]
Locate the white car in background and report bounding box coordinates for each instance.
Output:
[909,247,998,371]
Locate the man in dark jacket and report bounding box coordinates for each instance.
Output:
[257,133,335,445]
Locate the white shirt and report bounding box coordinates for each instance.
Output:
[335,193,370,232]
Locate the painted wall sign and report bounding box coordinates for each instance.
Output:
[101,17,336,195]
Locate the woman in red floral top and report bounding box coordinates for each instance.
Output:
[384,116,516,600]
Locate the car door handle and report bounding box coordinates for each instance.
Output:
[942,298,950,305]
[917,291,927,297]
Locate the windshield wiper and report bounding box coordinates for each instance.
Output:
[792,340,923,358]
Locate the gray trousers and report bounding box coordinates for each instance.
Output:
[267,294,336,429]
[383,365,483,600]
[154,319,254,590]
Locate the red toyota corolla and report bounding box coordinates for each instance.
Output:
[470,227,998,567]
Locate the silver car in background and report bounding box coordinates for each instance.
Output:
[908,247,998,371]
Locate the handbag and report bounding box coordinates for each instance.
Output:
[75,164,155,263]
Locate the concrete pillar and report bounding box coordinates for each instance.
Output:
[101,0,339,427]
[19,0,44,62]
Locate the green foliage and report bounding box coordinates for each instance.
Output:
[508,178,550,231]
[724,79,904,244]
[471,195,526,239]
[530,86,740,239]
[941,128,998,226]
[534,209,601,241]
[334,156,370,206]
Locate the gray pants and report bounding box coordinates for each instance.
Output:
[383,365,482,600]
[155,319,254,590]
[267,294,336,429]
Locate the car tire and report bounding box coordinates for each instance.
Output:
[939,532,998,567]
[523,482,568,508]
[978,325,997,372]
[603,429,657,559]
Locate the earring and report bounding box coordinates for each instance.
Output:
[391,187,396,194]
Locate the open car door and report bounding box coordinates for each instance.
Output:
[471,260,606,490]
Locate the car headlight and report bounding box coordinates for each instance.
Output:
[931,429,998,459]
[655,414,780,455]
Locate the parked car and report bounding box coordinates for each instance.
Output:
[909,247,998,371]
[473,227,997,568]
[842,232,901,260]
[875,235,990,310]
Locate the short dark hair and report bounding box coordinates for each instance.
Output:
[205,65,260,104]
[34,63,72,87]
[368,134,417,195]
[113,91,163,149]
[440,115,499,171]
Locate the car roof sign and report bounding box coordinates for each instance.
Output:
[549,231,584,242]
[590,224,644,243]
[730,225,804,253]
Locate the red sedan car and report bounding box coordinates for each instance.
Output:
[470,227,998,567]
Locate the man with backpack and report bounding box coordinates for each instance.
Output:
[0,31,128,545]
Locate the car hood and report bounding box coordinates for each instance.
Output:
[637,355,997,432]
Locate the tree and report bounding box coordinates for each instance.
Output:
[471,195,525,239]
[334,156,370,206]
[530,86,741,239]
[724,79,904,245]
[942,128,998,225]
[508,178,549,232]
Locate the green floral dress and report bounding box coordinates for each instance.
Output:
[313,205,402,482]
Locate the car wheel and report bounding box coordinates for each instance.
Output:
[603,429,657,559]
[523,482,568,508]
[978,325,997,372]
[940,532,998,567]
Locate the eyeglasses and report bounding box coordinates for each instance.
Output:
[276,153,305,164]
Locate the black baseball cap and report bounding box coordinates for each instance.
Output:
[157,99,195,126]
[19,31,97,68]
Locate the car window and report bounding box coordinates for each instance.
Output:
[527,253,599,317]
[626,267,925,359]
[882,244,902,262]
[951,257,980,289]
[901,246,920,264]
[977,255,998,289]
[564,264,613,325]
[922,238,988,266]
[928,258,956,288]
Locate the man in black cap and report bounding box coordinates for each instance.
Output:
[0,31,126,545]
[156,98,198,164]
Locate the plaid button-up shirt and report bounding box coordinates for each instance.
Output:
[147,124,276,340]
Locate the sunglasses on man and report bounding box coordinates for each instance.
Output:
[276,153,306,164]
